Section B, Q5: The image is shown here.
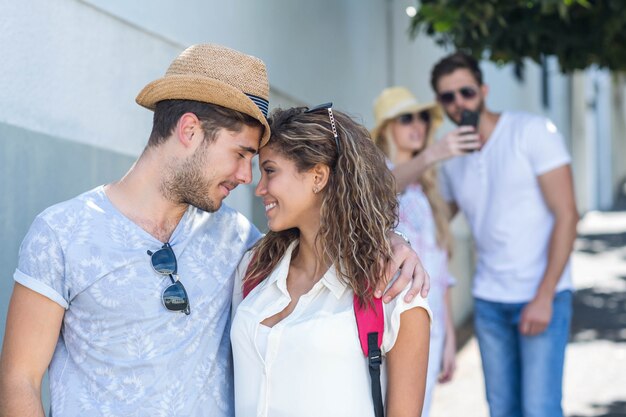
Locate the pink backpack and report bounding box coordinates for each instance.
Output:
[243,257,385,417]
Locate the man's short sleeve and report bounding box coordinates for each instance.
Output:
[14,216,69,308]
[525,117,571,176]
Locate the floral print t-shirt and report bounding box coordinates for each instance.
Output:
[14,186,261,417]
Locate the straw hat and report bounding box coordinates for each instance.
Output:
[370,86,443,142]
[136,44,271,146]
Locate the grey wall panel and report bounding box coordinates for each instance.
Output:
[0,122,135,414]
[0,121,134,343]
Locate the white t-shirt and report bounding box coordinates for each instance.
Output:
[439,111,573,303]
[230,242,432,417]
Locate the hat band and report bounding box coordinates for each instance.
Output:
[246,94,269,118]
[382,98,420,120]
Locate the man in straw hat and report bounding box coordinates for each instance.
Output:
[0,44,428,417]
[431,51,578,417]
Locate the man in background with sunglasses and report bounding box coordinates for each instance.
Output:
[0,44,429,417]
[431,51,579,417]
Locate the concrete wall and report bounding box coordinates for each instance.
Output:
[570,69,626,212]
[612,75,626,207]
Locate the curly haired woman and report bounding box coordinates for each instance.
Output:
[230,105,431,417]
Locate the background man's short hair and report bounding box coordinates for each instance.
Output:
[431,52,483,92]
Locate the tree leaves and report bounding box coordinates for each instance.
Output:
[409,0,626,72]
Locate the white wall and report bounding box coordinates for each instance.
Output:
[611,75,626,206]
[81,0,390,125]
[0,0,174,156]
[570,69,625,212]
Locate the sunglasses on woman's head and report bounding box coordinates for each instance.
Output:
[397,111,431,126]
[147,242,190,315]
[305,102,341,151]
[438,86,478,105]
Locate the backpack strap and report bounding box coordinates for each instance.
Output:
[353,294,384,417]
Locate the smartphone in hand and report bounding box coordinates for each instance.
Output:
[460,109,479,152]
[460,109,479,129]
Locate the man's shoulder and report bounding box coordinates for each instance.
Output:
[36,186,104,229]
[203,203,261,242]
[19,186,107,260]
[504,110,541,121]
[502,111,553,132]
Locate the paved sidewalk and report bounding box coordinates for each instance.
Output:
[430,211,626,417]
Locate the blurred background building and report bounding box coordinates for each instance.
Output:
[1,0,625,412]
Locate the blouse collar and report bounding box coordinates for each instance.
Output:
[264,240,348,299]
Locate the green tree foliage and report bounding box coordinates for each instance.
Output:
[409,0,626,72]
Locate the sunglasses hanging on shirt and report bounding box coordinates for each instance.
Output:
[147,242,190,315]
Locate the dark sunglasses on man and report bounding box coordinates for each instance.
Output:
[438,86,478,105]
[147,242,190,315]
[396,110,431,126]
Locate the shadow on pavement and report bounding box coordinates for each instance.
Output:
[569,400,626,417]
[571,287,626,344]
[576,231,626,254]
[571,231,626,344]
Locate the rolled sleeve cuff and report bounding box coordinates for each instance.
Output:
[14,269,69,309]
[382,284,433,354]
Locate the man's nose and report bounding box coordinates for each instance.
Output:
[454,92,466,106]
[237,162,253,184]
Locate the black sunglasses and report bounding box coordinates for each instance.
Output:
[147,242,190,315]
[397,110,431,126]
[305,102,341,151]
[438,87,478,105]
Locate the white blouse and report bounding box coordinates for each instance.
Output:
[231,242,432,417]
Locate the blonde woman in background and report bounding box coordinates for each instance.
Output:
[372,87,478,417]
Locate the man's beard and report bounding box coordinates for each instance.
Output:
[160,144,221,213]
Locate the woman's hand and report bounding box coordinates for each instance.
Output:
[438,331,457,383]
[428,126,481,162]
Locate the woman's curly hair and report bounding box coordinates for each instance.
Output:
[244,106,399,305]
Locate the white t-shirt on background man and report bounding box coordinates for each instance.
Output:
[439,111,573,303]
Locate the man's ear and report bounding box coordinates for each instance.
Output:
[481,83,489,100]
[311,163,331,192]
[175,112,203,149]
